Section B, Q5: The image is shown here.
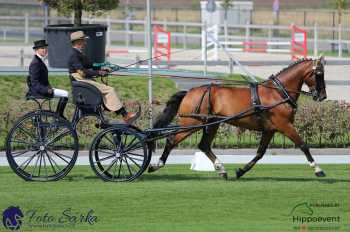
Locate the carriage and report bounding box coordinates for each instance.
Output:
[5,57,327,182]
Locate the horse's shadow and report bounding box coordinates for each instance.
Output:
[139,174,350,184]
[235,176,350,184]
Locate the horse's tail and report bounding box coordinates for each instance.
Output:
[153,90,187,128]
[148,90,187,151]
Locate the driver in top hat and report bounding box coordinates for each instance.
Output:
[29,39,68,118]
[67,31,137,123]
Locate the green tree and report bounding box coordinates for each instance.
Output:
[40,0,119,26]
[221,0,233,20]
[334,0,348,24]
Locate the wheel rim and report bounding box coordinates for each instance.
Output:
[90,128,147,182]
[6,112,78,181]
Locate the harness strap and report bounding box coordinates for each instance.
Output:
[250,83,261,109]
[250,83,264,129]
[270,75,298,109]
[194,84,213,116]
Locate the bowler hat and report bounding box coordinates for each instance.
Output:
[70,31,89,42]
[33,39,48,49]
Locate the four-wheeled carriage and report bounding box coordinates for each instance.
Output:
[5,80,149,182]
[6,57,328,181]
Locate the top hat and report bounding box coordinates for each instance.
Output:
[70,31,89,42]
[33,39,48,49]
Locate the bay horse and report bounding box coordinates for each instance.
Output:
[148,57,327,179]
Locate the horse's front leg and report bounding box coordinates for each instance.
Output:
[236,130,275,179]
[281,124,326,177]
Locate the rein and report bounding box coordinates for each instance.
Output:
[109,70,313,97]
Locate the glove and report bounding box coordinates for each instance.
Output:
[102,67,112,72]
[98,70,109,77]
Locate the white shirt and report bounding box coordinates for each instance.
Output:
[35,53,47,64]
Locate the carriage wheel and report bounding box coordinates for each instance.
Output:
[6,111,79,181]
[89,126,148,182]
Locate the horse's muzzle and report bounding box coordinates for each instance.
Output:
[312,89,327,102]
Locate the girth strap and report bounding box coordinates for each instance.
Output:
[250,83,261,110]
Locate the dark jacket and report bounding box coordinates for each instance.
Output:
[28,55,51,97]
[68,48,100,79]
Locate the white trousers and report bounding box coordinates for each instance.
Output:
[53,88,69,98]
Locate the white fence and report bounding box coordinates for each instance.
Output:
[0,15,350,57]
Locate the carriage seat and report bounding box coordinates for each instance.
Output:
[71,81,104,110]
[25,75,52,101]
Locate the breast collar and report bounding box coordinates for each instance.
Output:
[269,75,298,109]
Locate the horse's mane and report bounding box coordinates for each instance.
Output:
[274,58,312,77]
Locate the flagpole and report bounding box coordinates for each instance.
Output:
[147,0,153,127]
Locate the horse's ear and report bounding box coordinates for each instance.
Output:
[319,55,326,65]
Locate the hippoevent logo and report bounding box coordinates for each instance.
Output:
[2,206,98,230]
[2,206,24,230]
[288,201,341,231]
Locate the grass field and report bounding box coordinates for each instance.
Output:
[1,164,349,231]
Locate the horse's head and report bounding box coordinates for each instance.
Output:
[304,56,327,102]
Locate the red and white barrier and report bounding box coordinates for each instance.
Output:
[203,24,308,60]
[153,25,171,64]
[221,41,291,53]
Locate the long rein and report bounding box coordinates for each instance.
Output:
[107,70,313,98]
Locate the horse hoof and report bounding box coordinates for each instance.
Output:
[148,165,157,173]
[315,170,326,177]
[219,172,228,180]
[236,168,245,179]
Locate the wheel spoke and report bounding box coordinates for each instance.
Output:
[42,153,49,180]
[46,149,70,164]
[123,156,133,176]
[17,125,36,140]
[117,158,122,179]
[93,154,115,163]
[104,134,117,147]
[10,139,33,145]
[46,129,71,146]
[124,136,138,150]
[123,143,143,153]
[18,151,39,171]
[96,149,115,156]
[103,159,118,174]
[38,152,43,176]
[124,155,142,169]
[31,152,42,177]
[125,151,144,158]
[124,154,144,163]
[12,149,32,158]
[44,151,58,174]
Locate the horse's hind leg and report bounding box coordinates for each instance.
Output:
[281,124,326,177]
[148,130,197,173]
[236,130,275,179]
[197,125,228,179]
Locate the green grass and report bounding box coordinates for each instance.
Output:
[0,164,349,231]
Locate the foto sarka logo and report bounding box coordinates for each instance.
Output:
[2,206,24,230]
[2,205,98,230]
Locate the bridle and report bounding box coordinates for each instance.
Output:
[269,58,326,108]
[306,59,326,101]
